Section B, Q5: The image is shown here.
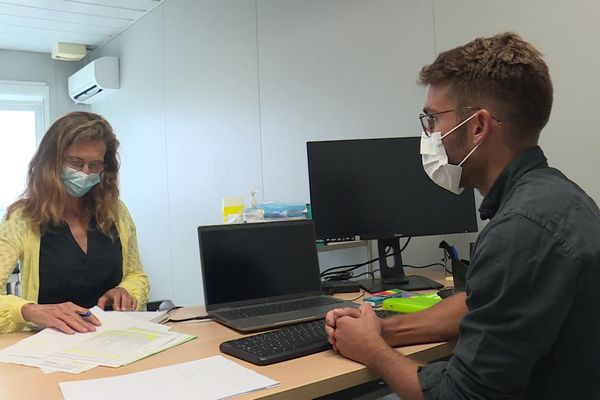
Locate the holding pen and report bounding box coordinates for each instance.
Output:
[72,308,102,333]
[20,303,102,334]
[77,310,93,318]
[77,309,101,326]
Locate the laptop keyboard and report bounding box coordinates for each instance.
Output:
[218,297,340,320]
[220,309,398,365]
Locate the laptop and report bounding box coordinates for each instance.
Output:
[198,220,358,332]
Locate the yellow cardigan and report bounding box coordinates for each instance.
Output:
[0,201,149,334]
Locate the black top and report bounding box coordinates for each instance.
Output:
[38,220,123,309]
[418,146,600,399]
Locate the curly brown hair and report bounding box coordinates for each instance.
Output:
[8,111,120,235]
[419,32,553,145]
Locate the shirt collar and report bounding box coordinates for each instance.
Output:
[479,146,548,220]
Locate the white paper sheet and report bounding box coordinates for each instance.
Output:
[60,355,279,400]
[0,306,195,374]
[49,326,193,367]
[118,311,169,323]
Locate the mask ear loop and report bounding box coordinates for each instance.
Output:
[439,111,482,167]
[440,111,479,140]
[458,142,482,167]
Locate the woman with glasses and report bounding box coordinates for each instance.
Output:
[0,111,149,334]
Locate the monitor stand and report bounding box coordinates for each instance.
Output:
[358,238,443,293]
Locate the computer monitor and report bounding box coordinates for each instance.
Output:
[306,136,478,291]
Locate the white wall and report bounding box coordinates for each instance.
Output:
[257,0,435,201]
[0,49,83,120]
[433,0,600,202]
[86,0,600,305]
[89,1,262,304]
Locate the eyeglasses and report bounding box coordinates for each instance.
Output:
[419,106,502,137]
[64,156,106,173]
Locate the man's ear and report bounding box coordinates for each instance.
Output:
[472,109,494,145]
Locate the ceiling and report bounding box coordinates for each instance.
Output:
[0,0,163,55]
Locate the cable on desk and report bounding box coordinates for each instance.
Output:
[320,247,393,280]
[320,257,379,277]
[352,271,375,280]
[320,238,413,280]
[371,261,449,275]
[352,271,376,286]
[321,263,371,279]
[399,237,412,252]
[168,315,212,323]
[162,307,213,323]
[348,290,366,302]
[404,262,449,273]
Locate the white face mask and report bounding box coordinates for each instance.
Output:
[419,112,481,195]
[61,166,101,197]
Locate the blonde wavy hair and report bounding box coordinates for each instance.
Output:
[7,111,120,235]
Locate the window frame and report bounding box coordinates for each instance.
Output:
[0,80,49,141]
[0,81,49,217]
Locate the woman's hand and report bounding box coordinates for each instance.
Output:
[97,287,137,311]
[21,302,101,334]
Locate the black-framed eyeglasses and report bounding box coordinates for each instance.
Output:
[64,156,106,173]
[419,106,502,137]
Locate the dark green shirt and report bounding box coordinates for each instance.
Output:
[418,146,600,399]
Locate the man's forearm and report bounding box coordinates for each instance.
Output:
[364,341,424,400]
[381,292,467,347]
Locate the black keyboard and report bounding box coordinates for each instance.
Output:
[220,309,398,365]
[218,297,340,320]
[221,319,329,365]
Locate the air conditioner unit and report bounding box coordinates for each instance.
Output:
[68,56,119,104]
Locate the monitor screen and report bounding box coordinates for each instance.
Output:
[307,137,478,241]
[198,220,322,308]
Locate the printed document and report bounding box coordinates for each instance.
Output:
[60,355,279,400]
[0,307,195,374]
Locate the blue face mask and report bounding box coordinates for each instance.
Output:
[61,166,101,197]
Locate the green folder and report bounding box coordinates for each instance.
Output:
[382,294,442,313]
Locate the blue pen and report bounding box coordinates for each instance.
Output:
[78,310,92,318]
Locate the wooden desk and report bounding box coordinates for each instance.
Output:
[0,322,452,400]
[0,270,453,399]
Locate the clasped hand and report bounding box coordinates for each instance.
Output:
[325,302,387,365]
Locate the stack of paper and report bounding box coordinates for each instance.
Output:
[59,355,279,400]
[119,310,170,324]
[121,305,210,324]
[0,307,195,374]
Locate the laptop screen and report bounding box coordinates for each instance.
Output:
[198,220,322,308]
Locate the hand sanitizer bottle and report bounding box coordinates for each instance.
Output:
[244,191,264,222]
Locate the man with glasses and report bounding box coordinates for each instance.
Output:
[326,32,600,399]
